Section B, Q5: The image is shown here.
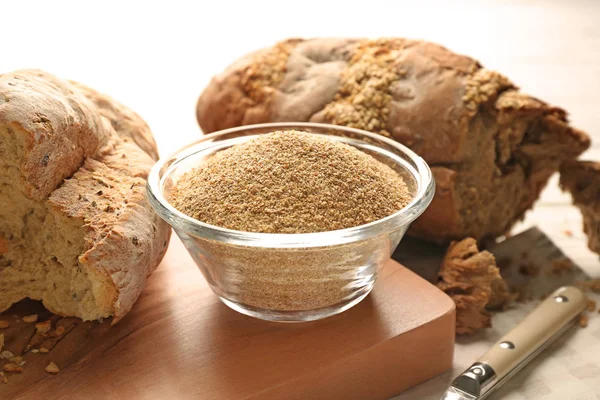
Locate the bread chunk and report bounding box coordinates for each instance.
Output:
[196,38,590,243]
[560,161,600,255]
[436,238,511,335]
[0,70,170,322]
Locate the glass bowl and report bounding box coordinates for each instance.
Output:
[147,122,434,322]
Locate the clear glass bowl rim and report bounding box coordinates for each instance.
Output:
[146,122,435,248]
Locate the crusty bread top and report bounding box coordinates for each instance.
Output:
[197,38,589,163]
[0,69,170,321]
[70,81,159,160]
[0,70,107,200]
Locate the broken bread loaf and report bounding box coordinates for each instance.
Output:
[0,70,170,322]
[560,161,600,255]
[436,238,512,335]
[196,38,590,243]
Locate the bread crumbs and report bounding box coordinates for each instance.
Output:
[3,363,23,373]
[171,130,412,233]
[1,350,14,359]
[45,362,60,374]
[23,314,38,323]
[35,320,52,334]
[8,356,22,364]
[579,314,589,328]
[168,130,414,312]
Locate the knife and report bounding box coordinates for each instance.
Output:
[441,286,587,400]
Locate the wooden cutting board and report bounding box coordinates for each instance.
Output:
[0,237,455,400]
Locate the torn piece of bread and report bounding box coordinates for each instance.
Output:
[436,238,512,335]
[560,160,600,255]
[0,70,170,322]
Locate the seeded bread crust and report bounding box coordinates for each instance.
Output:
[560,161,600,255]
[196,38,590,243]
[0,70,170,322]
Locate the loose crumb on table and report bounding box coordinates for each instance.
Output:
[45,362,60,374]
[579,314,589,328]
[587,299,597,312]
[564,229,573,237]
[3,363,23,373]
[35,320,52,334]
[22,314,38,323]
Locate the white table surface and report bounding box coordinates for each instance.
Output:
[3,0,599,398]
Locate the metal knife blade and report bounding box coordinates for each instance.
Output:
[440,386,477,400]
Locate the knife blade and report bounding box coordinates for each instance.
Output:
[440,386,477,400]
[440,286,587,400]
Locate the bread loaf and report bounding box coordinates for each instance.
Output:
[560,161,600,255]
[196,38,590,243]
[0,70,170,322]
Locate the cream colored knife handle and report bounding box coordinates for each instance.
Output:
[479,286,586,380]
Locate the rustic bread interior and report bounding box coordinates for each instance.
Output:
[196,38,590,243]
[560,161,600,255]
[0,70,170,321]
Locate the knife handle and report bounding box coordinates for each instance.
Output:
[478,286,586,380]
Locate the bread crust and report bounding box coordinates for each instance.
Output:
[70,81,159,160]
[196,38,590,243]
[0,70,106,200]
[0,69,170,321]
